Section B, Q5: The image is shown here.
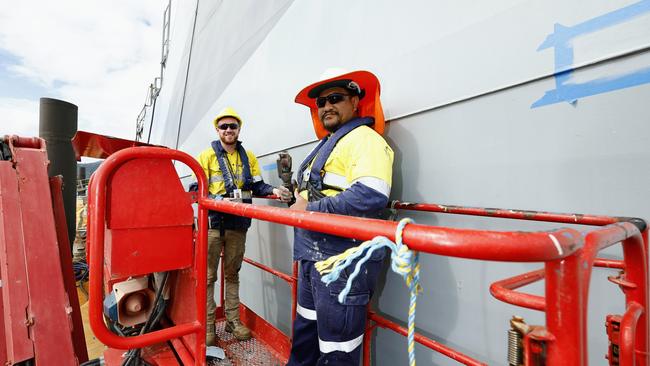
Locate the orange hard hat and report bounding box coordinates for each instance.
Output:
[294,70,384,139]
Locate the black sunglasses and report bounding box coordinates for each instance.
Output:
[217,123,239,130]
[316,93,351,108]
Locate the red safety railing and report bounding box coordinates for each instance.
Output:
[84,146,647,366]
[203,197,648,366]
[241,257,299,331]
[393,202,648,366]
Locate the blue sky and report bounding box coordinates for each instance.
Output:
[0,1,164,139]
[0,49,52,100]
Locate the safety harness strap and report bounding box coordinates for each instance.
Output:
[297,117,374,201]
[211,140,253,194]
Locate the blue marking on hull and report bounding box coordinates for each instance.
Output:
[533,0,650,108]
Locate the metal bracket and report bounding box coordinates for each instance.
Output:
[608,271,637,290]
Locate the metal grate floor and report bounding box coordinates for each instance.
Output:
[208,319,284,366]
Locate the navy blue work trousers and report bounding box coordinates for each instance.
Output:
[287,252,384,366]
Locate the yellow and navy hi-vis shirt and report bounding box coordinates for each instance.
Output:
[295,123,394,261]
[196,142,274,231]
[299,125,393,201]
[197,146,265,196]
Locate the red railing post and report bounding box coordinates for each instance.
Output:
[218,251,225,319]
[196,186,209,362]
[619,302,645,366]
[621,234,648,366]
[580,224,632,363]
[362,320,376,366]
[291,261,298,339]
[544,254,585,366]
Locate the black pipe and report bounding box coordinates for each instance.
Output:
[39,97,78,249]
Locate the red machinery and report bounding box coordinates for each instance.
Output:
[0,136,87,365]
[87,147,208,365]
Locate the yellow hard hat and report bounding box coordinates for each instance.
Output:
[213,107,243,128]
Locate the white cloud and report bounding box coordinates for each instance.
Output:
[0,0,164,140]
[0,98,39,137]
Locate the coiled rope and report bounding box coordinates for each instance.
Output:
[315,218,421,366]
[73,260,89,282]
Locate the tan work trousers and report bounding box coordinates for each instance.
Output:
[206,228,247,328]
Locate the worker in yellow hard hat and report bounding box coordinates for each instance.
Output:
[287,70,394,365]
[196,106,292,346]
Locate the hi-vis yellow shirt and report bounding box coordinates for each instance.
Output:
[197,147,264,196]
[299,125,394,200]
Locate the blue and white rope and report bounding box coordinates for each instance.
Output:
[73,260,89,282]
[315,218,421,366]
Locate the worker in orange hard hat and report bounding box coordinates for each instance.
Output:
[196,107,292,346]
[287,70,394,365]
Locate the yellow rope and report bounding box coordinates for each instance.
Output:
[315,218,420,366]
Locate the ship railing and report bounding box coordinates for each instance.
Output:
[204,196,648,366]
[82,144,647,365]
[391,202,648,366]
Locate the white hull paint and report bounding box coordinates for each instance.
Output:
[147,1,650,364]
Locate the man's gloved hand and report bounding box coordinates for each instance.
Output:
[273,186,293,203]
